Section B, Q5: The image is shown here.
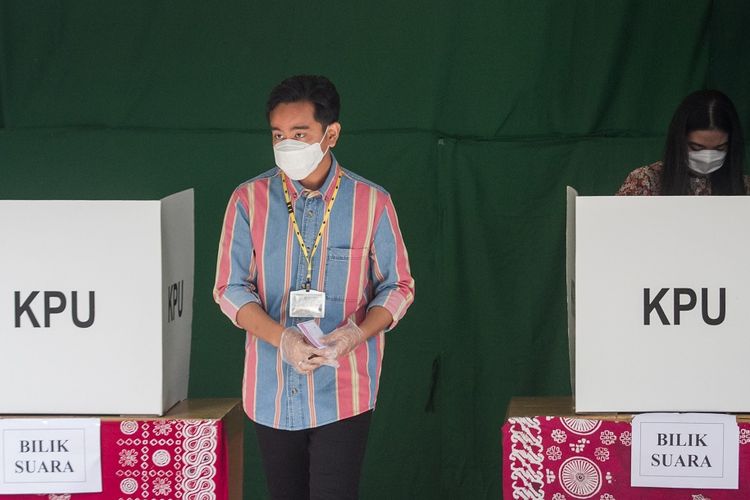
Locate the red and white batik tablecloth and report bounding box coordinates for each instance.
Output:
[3,399,241,500]
[503,401,750,499]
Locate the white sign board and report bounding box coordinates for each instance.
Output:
[568,191,750,412]
[631,413,739,489]
[0,190,194,415]
[0,418,101,494]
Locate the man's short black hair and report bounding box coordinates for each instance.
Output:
[266,75,340,127]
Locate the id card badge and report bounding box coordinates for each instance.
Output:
[289,289,326,318]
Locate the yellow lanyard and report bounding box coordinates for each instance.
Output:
[281,170,343,290]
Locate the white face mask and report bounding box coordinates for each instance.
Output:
[273,127,330,180]
[688,149,726,176]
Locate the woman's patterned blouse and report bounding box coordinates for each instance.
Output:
[617,161,750,195]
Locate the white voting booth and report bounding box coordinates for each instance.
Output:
[0,190,194,415]
[567,187,750,413]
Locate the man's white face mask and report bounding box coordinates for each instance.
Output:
[273,126,330,180]
[688,149,726,176]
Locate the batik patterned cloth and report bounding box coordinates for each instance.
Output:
[503,415,750,499]
[8,418,227,500]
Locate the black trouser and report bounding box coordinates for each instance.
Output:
[254,411,373,500]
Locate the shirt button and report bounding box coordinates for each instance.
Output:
[291,387,299,395]
[306,210,314,217]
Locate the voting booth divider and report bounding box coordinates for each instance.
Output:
[501,190,750,498]
[566,188,750,413]
[0,190,245,498]
[0,190,194,415]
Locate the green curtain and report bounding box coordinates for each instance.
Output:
[1,1,748,498]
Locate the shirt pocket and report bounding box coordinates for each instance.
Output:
[324,247,368,302]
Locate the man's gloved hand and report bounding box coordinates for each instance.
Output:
[319,319,366,361]
[279,326,330,374]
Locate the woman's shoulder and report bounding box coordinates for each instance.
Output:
[616,161,662,196]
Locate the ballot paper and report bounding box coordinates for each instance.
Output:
[297,320,325,348]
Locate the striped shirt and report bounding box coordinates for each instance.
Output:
[213,157,415,430]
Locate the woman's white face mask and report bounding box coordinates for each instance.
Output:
[273,126,330,180]
[688,149,726,176]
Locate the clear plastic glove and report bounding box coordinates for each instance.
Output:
[319,318,366,361]
[279,327,330,374]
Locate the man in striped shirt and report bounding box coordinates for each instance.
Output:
[213,75,415,499]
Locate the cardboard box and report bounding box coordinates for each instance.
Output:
[0,190,194,415]
[567,188,750,413]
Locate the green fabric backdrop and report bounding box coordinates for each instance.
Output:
[1,1,748,498]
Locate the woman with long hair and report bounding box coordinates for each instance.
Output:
[617,90,748,195]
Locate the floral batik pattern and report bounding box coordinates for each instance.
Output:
[504,416,750,499]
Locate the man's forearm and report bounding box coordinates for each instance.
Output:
[358,306,393,339]
[236,302,284,347]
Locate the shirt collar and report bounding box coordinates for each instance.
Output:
[283,153,341,201]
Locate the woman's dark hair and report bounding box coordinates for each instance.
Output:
[265,75,340,127]
[661,90,745,195]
